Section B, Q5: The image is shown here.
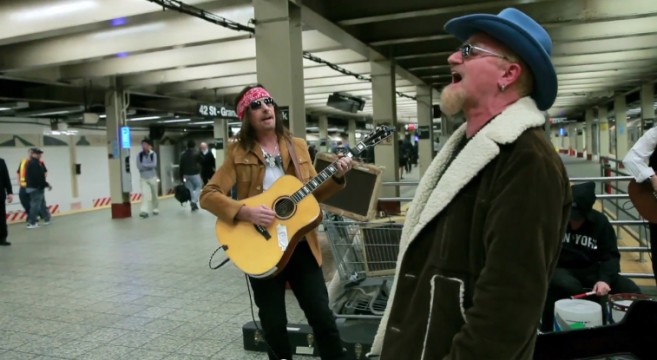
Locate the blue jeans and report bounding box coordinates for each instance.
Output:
[27,188,51,225]
[183,174,203,204]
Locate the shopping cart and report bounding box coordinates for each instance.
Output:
[323,213,404,319]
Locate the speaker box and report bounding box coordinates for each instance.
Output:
[314,152,383,221]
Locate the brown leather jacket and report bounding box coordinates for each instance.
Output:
[200,136,345,266]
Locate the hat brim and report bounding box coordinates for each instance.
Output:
[444,14,557,111]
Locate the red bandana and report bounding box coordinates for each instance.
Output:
[236,87,272,120]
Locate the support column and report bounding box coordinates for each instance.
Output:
[213,119,228,168]
[105,79,131,218]
[254,0,305,136]
[416,85,433,176]
[371,59,397,198]
[576,125,584,158]
[318,115,329,152]
[348,118,356,148]
[599,107,610,158]
[641,82,655,131]
[585,108,594,160]
[569,124,577,156]
[68,133,81,210]
[614,94,628,160]
[559,127,567,153]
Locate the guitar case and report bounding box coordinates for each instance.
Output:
[338,319,380,360]
[241,319,380,359]
[242,321,319,356]
[627,179,657,223]
[534,300,657,359]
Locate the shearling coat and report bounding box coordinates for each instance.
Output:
[368,97,572,360]
[200,136,345,267]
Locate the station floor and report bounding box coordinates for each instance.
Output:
[0,157,653,359]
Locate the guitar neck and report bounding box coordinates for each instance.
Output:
[291,144,364,204]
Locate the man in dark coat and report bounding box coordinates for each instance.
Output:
[198,142,216,185]
[1,157,14,246]
[361,8,571,360]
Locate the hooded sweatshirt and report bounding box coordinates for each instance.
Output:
[558,181,621,283]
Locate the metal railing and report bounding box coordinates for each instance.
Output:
[379,169,654,280]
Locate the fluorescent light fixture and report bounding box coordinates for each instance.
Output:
[43,129,79,136]
[11,1,97,21]
[129,116,161,121]
[22,105,84,117]
[161,119,191,123]
[0,102,29,111]
[192,121,214,125]
[92,23,166,40]
[99,114,107,118]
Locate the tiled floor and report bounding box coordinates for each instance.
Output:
[0,198,311,359]
[0,168,422,359]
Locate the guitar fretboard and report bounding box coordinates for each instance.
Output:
[290,161,341,203]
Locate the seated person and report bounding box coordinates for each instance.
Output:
[541,181,641,332]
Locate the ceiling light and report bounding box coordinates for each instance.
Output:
[130,116,161,121]
[192,121,214,125]
[21,106,84,117]
[0,108,10,111]
[161,119,191,123]
[10,1,97,21]
[92,23,166,40]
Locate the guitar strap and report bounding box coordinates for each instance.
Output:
[286,138,304,180]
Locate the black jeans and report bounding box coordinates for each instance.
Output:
[248,241,346,360]
[1,199,7,242]
[541,266,641,332]
[649,223,657,287]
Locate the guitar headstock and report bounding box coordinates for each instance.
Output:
[350,126,395,156]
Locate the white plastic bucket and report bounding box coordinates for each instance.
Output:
[554,299,602,331]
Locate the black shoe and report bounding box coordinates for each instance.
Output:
[191,203,199,212]
[0,240,11,246]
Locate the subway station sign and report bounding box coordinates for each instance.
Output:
[197,104,238,119]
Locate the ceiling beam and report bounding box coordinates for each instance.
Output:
[293,0,428,91]
[0,3,256,71]
[59,30,342,79]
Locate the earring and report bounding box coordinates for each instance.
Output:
[499,83,506,92]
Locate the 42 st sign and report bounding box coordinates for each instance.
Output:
[198,104,238,119]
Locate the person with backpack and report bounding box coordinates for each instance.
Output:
[136,138,159,218]
[179,139,203,211]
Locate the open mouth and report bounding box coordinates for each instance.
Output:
[451,72,463,84]
[262,115,274,121]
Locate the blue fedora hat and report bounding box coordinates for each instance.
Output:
[444,8,557,111]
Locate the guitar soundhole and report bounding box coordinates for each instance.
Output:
[274,197,296,219]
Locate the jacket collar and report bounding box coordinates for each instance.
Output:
[403,97,547,249]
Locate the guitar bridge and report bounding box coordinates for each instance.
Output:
[254,225,271,240]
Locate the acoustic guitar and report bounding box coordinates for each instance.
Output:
[627,179,657,223]
[214,126,394,278]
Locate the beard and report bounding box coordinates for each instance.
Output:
[440,84,467,116]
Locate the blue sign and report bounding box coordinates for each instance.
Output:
[120,126,131,149]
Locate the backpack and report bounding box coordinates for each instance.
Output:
[139,152,154,162]
[174,184,191,205]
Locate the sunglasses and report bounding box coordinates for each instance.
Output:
[459,43,510,61]
[249,97,275,111]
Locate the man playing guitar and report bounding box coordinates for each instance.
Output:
[200,84,351,360]
[622,126,657,286]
